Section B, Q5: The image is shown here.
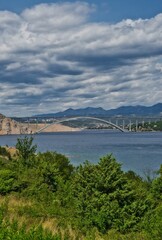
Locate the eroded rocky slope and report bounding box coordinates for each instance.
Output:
[0,114,79,135]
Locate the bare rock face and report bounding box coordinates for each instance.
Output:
[0,115,32,135]
[0,114,80,135]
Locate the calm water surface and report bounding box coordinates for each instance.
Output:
[0,130,161,175]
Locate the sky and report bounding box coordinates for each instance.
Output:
[0,1,162,116]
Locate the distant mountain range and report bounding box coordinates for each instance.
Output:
[34,103,162,118]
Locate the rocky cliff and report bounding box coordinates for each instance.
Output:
[0,115,32,135]
[0,114,79,135]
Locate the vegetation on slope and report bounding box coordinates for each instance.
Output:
[0,136,161,239]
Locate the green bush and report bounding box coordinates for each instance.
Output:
[0,169,16,195]
[0,146,11,159]
[142,204,162,240]
[0,137,161,238]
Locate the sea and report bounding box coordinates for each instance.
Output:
[0,130,161,176]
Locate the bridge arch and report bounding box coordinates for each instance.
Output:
[34,116,126,134]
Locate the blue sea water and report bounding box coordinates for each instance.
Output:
[0,130,161,175]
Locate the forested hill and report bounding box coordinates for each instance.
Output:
[34,103,162,117]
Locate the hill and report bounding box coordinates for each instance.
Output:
[34,103,162,117]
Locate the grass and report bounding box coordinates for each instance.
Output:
[0,195,85,240]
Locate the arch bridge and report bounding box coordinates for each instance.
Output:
[34,116,126,134]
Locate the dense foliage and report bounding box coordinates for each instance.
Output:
[0,136,161,239]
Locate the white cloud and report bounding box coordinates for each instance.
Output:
[0,2,162,116]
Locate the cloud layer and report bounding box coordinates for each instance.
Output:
[0,2,162,116]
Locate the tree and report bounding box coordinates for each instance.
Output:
[71,155,150,233]
[16,136,37,164]
[151,165,162,200]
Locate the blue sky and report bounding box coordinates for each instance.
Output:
[1,0,162,22]
[0,0,162,116]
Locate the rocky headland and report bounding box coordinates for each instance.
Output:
[0,114,79,135]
